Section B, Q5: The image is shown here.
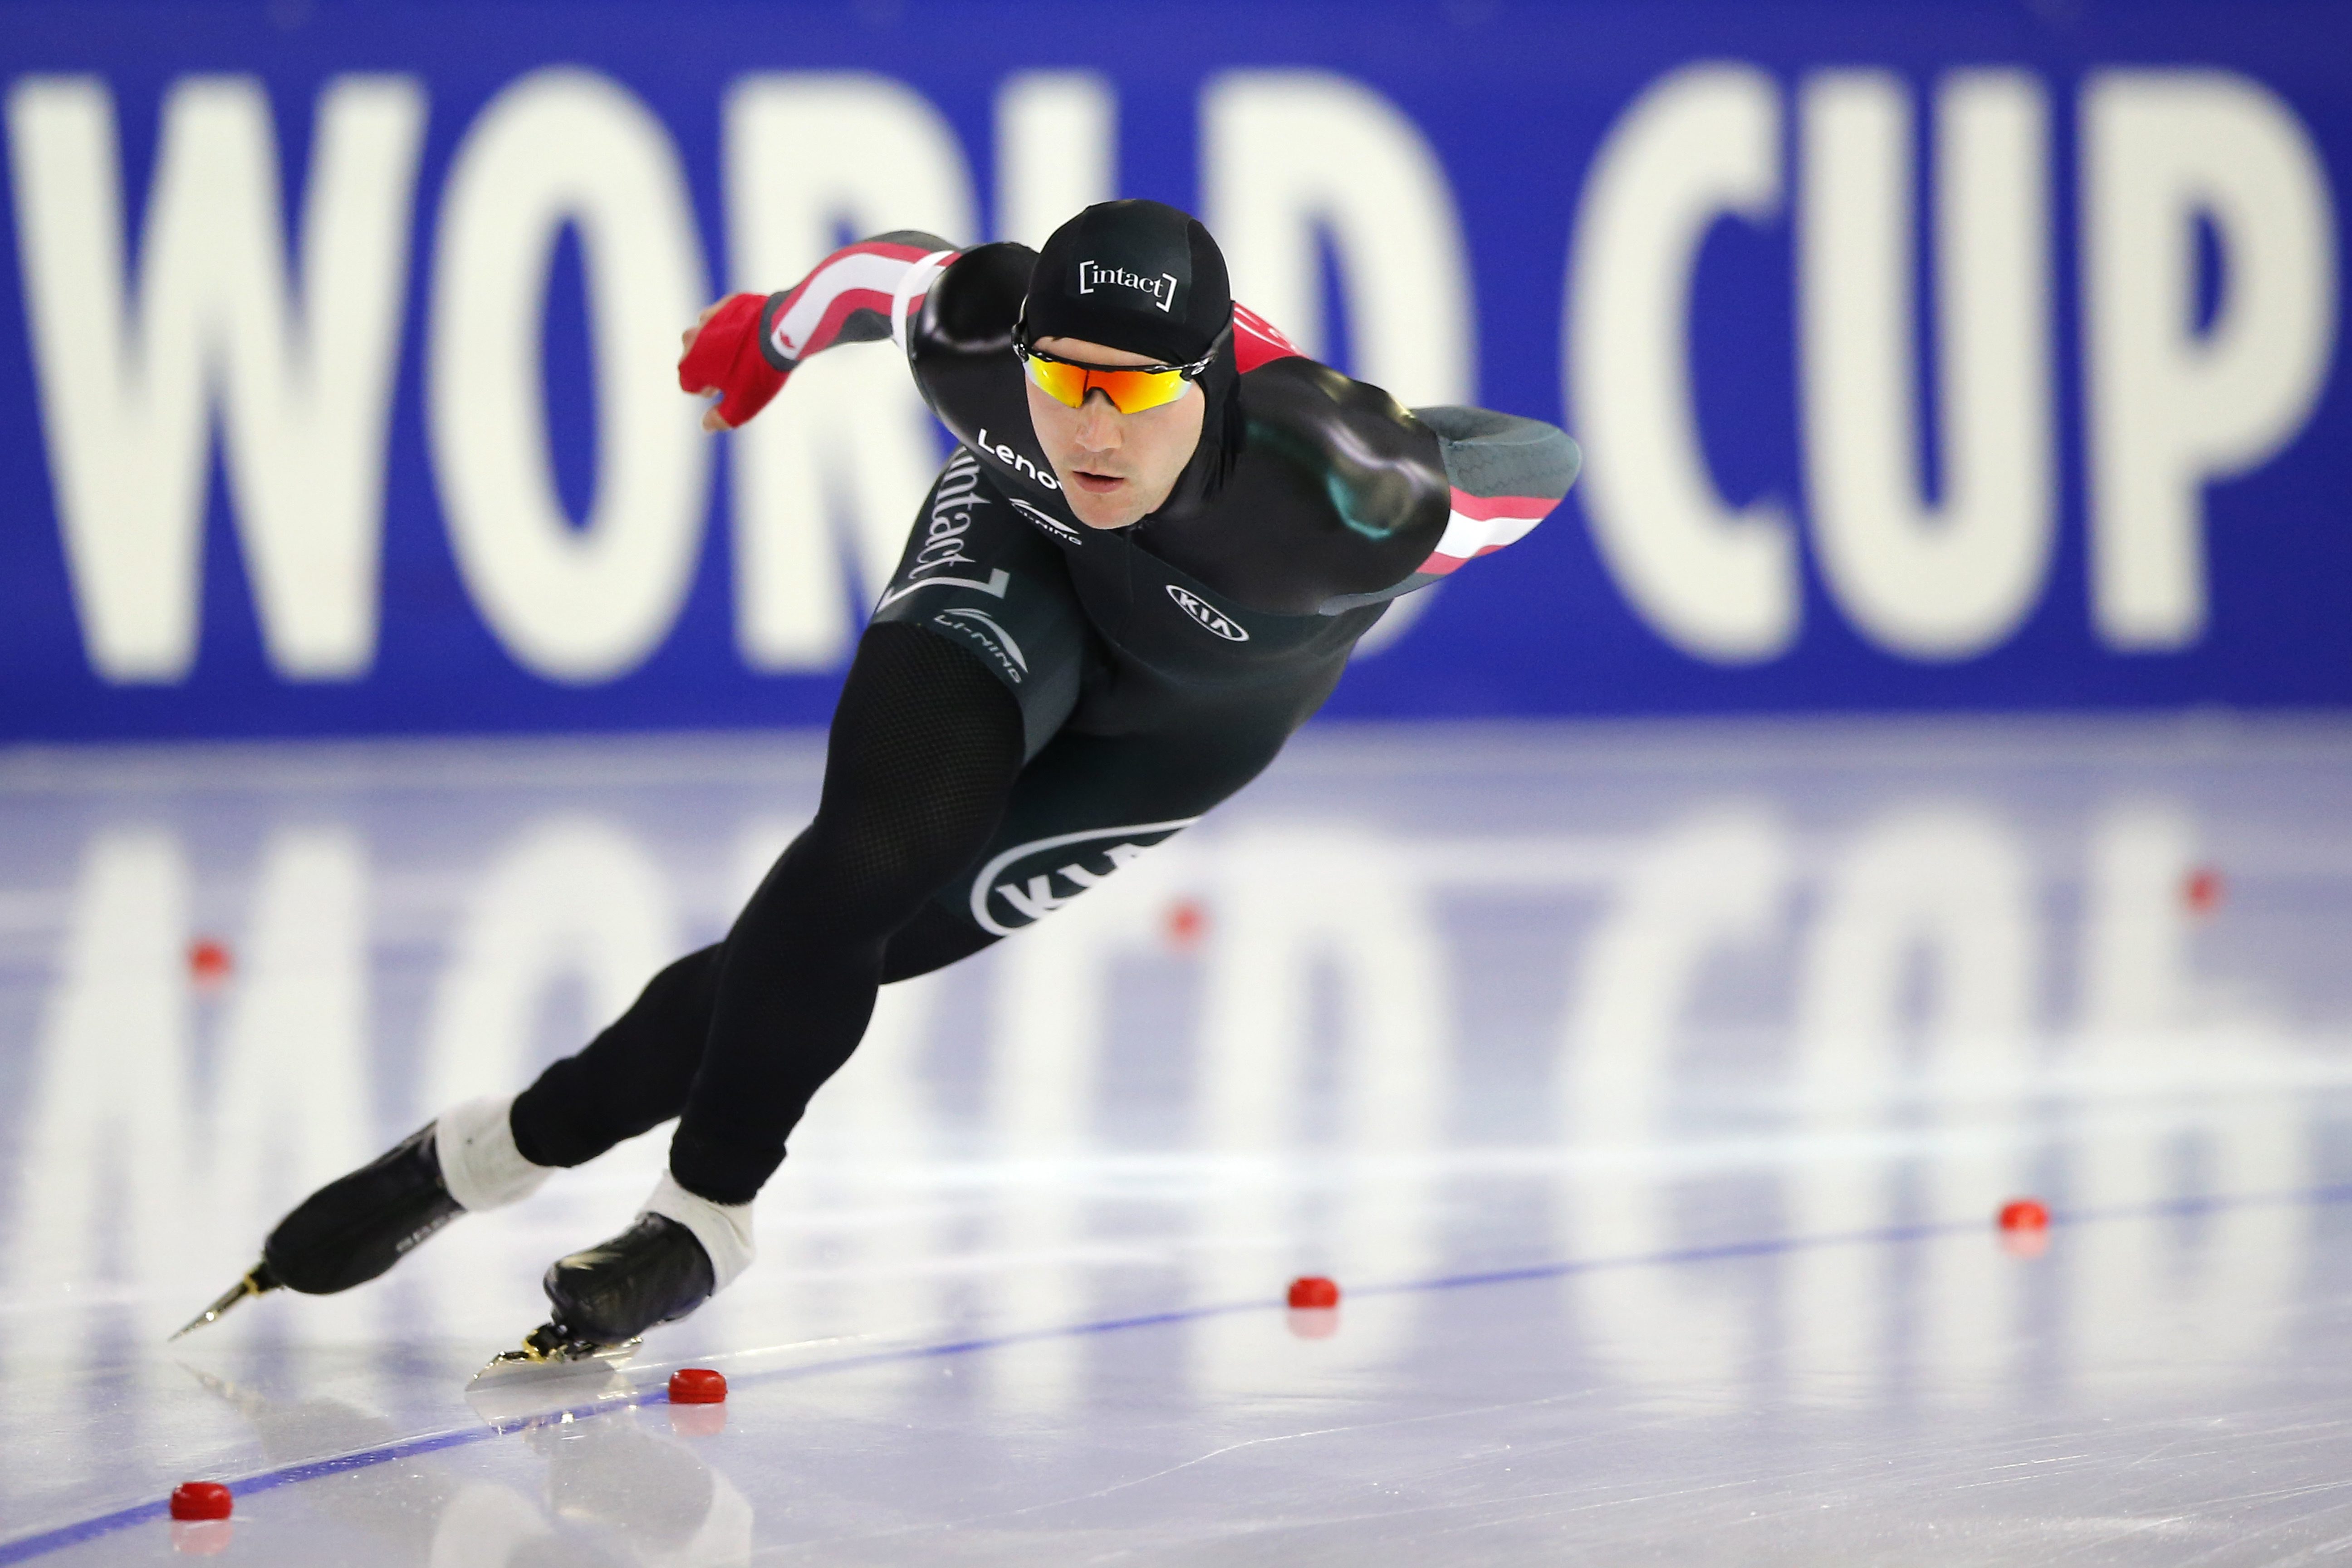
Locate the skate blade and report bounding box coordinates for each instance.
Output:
[466,1332,642,1431]
[465,1334,641,1393]
[169,1264,277,1341]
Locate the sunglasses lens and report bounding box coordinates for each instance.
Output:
[1022,354,1191,414]
[1095,368,1189,414]
[1022,355,1091,408]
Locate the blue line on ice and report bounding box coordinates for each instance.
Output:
[5,1183,2342,1564]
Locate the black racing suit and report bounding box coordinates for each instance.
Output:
[510,234,1581,1204]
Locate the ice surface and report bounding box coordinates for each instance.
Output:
[4,716,2352,1563]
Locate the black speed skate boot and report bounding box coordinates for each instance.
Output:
[177,1099,551,1340]
[483,1215,715,1373]
[268,1123,465,1294]
[476,1173,749,1379]
[549,1216,715,1348]
[174,1123,461,1338]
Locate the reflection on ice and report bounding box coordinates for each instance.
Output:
[426,815,682,1111]
[4,720,2352,1547]
[172,1362,752,1567]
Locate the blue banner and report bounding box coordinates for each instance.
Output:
[0,1,2345,738]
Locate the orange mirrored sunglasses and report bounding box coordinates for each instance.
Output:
[1014,326,1225,415]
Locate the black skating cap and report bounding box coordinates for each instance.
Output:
[1024,199,1231,367]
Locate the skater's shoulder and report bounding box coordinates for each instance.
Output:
[1201,375,1580,615]
[1231,356,1452,544]
[1137,360,1449,613]
[917,243,1037,354]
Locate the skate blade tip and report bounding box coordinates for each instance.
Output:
[167,1265,275,1343]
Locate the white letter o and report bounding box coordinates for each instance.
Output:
[429,68,710,683]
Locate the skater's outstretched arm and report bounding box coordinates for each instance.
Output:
[676,230,960,431]
[1314,403,1585,612]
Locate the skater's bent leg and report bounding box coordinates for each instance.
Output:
[880,904,1000,982]
[510,945,725,1168]
[484,906,995,1174]
[670,622,1024,1203]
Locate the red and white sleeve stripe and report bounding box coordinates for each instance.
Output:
[1232,302,1302,372]
[1418,489,1556,576]
[764,239,957,366]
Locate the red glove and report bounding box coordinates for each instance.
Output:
[678,292,786,428]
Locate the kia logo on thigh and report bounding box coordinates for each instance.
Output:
[1166,584,1250,642]
[969,818,1199,935]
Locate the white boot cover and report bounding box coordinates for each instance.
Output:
[640,1171,756,1294]
[436,1096,554,1213]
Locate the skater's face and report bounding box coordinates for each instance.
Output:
[1025,336,1206,529]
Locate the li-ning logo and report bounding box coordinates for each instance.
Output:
[1009,497,1083,545]
[969,818,1200,935]
[1166,584,1249,641]
[932,608,1027,684]
[1078,260,1178,313]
